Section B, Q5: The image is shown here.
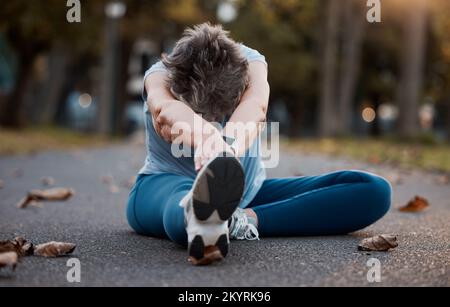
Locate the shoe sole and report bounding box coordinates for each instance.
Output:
[187,154,245,265]
[188,234,228,265]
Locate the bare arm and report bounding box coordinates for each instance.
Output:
[145,71,230,170]
[145,71,221,148]
[222,61,270,155]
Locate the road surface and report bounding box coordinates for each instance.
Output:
[0,142,448,286]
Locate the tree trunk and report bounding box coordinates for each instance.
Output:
[287,104,303,137]
[318,0,340,137]
[0,28,48,128]
[116,39,133,135]
[336,0,365,135]
[39,46,69,124]
[52,54,95,127]
[98,17,121,135]
[0,53,36,128]
[396,0,428,138]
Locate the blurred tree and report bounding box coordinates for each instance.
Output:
[318,0,340,137]
[358,3,400,137]
[110,0,213,134]
[430,0,450,141]
[2,0,449,140]
[396,0,428,138]
[230,0,320,136]
[336,0,366,135]
[0,1,106,128]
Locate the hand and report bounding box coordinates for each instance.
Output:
[194,134,235,172]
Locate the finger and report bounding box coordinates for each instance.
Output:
[195,158,202,172]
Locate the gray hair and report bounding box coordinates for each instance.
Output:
[162,23,249,122]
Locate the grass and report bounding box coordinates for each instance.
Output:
[2,127,448,173]
[284,137,450,173]
[0,126,115,156]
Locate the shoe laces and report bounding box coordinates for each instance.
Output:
[229,208,260,241]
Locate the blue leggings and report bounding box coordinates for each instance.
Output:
[126,170,392,246]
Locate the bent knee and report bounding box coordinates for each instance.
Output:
[126,191,163,237]
[363,172,392,220]
[162,202,188,247]
[126,194,147,235]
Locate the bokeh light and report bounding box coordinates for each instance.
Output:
[362,107,376,123]
[79,93,92,109]
[217,1,238,23]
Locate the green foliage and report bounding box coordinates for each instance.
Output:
[1,0,450,134]
[0,1,104,54]
[229,0,320,105]
[286,137,450,173]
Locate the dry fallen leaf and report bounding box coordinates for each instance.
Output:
[29,201,44,209]
[358,235,398,252]
[0,237,33,257]
[40,177,55,187]
[17,188,75,209]
[34,242,76,258]
[13,237,34,256]
[385,172,403,185]
[101,174,125,193]
[121,176,137,189]
[101,175,114,185]
[16,197,30,209]
[399,196,430,213]
[109,184,120,194]
[0,252,18,270]
[436,175,450,185]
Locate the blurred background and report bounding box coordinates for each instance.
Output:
[0,0,449,170]
[2,1,450,287]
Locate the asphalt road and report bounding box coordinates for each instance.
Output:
[0,142,449,286]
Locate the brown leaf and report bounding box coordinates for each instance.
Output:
[34,242,76,258]
[109,184,120,194]
[29,201,44,209]
[101,175,114,185]
[29,188,75,201]
[436,175,450,185]
[0,240,20,255]
[368,155,381,165]
[0,252,18,270]
[399,196,430,213]
[40,177,55,187]
[385,172,403,185]
[0,237,34,257]
[13,237,34,256]
[16,196,32,209]
[0,179,4,189]
[358,235,398,252]
[121,176,137,189]
[17,188,75,209]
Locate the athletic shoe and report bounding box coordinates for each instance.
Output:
[180,153,245,265]
[229,208,260,241]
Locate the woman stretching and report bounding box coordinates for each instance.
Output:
[127,23,392,265]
